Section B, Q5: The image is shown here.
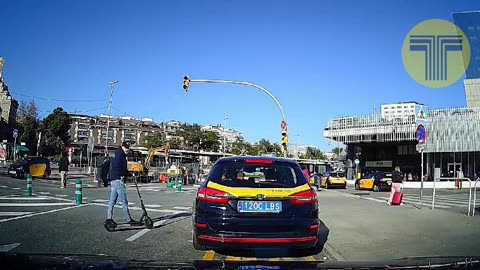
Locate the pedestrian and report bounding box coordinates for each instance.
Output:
[101,153,110,187]
[388,166,403,205]
[106,142,138,225]
[59,151,69,188]
[95,155,104,187]
[301,165,310,181]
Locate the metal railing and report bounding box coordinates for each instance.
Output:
[433,177,473,216]
[473,178,480,217]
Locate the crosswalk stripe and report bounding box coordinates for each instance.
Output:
[0,202,75,207]
[0,212,34,216]
[0,196,51,200]
[144,204,162,208]
[173,206,191,210]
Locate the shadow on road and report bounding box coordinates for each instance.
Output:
[109,212,192,232]
[212,220,330,258]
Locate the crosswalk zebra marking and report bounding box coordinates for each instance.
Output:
[0,212,34,216]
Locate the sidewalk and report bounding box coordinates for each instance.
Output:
[318,190,480,260]
[345,179,478,189]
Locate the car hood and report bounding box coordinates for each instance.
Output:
[1,253,479,269]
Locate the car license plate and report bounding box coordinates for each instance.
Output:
[237,201,282,213]
[9,170,16,175]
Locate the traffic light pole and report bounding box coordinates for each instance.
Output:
[186,79,288,157]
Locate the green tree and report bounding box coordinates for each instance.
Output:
[16,100,39,154]
[202,131,221,152]
[300,147,326,160]
[38,107,72,157]
[231,139,253,155]
[167,138,182,149]
[254,138,278,155]
[178,123,203,150]
[141,132,165,148]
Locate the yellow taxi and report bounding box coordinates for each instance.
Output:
[354,171,392,192]
[320,171,346,189]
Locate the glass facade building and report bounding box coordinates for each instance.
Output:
[453,11,480,79]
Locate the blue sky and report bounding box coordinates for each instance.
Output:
[1,0,478,152]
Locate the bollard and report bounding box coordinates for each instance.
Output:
[75,179,82,205]
[176,177,182,192]
[26,174,32,196]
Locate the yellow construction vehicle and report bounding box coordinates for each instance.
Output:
[127,144,170,182]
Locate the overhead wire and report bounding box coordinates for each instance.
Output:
[10,91,108,102]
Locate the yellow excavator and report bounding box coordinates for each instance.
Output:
[127,144,170,182]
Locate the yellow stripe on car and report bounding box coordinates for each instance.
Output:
[207,182,311,197]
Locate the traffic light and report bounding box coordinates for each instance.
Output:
[281,131,288,153]
[183,76,190,92]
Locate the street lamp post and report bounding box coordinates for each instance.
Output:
[105,80,118,154]
[183,78,288,157]
[223,117,229,157]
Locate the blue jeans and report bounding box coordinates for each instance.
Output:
[107,180,132,222]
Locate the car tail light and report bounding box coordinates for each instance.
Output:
[309,224,319,231]
[195,223,207,229]
[244,159,273,164]
[197,187,230,204]
[290,189,317,205]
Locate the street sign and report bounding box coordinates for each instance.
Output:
[354,159,360,165]
[416,124,426,144]
[13,129,18,139]
[280,120,287,132]
[416,144,425,152]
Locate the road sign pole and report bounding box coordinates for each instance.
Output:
[420,149,424,209]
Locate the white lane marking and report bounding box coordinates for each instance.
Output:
[0,202,75,207]
[92,199,109,202]
[0,185,9,188]
[55,194,68,197]
[0,243,21,252]
[0,212,34,216]
[11,187,21,190]
[173,206,191,210]
[126,220,167,242]
[144,204,162,208]
[38,192,51,195]
[0,204,87,223]
[0,196,51,200]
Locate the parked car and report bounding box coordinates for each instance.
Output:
[8,156,51,179]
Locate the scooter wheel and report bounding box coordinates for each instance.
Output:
[145,217,154,229]
[104,219,117,232]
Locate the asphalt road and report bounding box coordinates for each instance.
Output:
[1,174,480,263]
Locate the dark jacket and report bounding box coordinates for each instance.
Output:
[101,158,110,181]
[59,156,69,172]
[109,148,128,182]
[392,171,403,183]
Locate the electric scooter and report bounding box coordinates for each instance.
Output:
[104,174,154,232]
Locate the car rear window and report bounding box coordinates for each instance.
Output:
[331,172,345,178]
[208,161,307,188]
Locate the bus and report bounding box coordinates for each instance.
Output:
[293,158,334,177]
